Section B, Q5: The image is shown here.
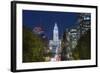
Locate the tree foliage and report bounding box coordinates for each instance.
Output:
[61,31,68,60]
[23,27,46,62]
[72,30,91,60]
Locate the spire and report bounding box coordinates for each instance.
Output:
[55,22,57,27]
[54,22,58,31]
[53,22,59,41]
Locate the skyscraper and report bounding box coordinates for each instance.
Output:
[49,23,61,61]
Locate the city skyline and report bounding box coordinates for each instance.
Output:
[23,10,79,40]
[23,10,91,62]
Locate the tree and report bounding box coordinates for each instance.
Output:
[72,30,91,60]
[23,27,46,62]
[61,31,69,60]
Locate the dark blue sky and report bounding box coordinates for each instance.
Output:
[23,10,79,40]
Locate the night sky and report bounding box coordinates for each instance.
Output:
[23,10,79,40]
